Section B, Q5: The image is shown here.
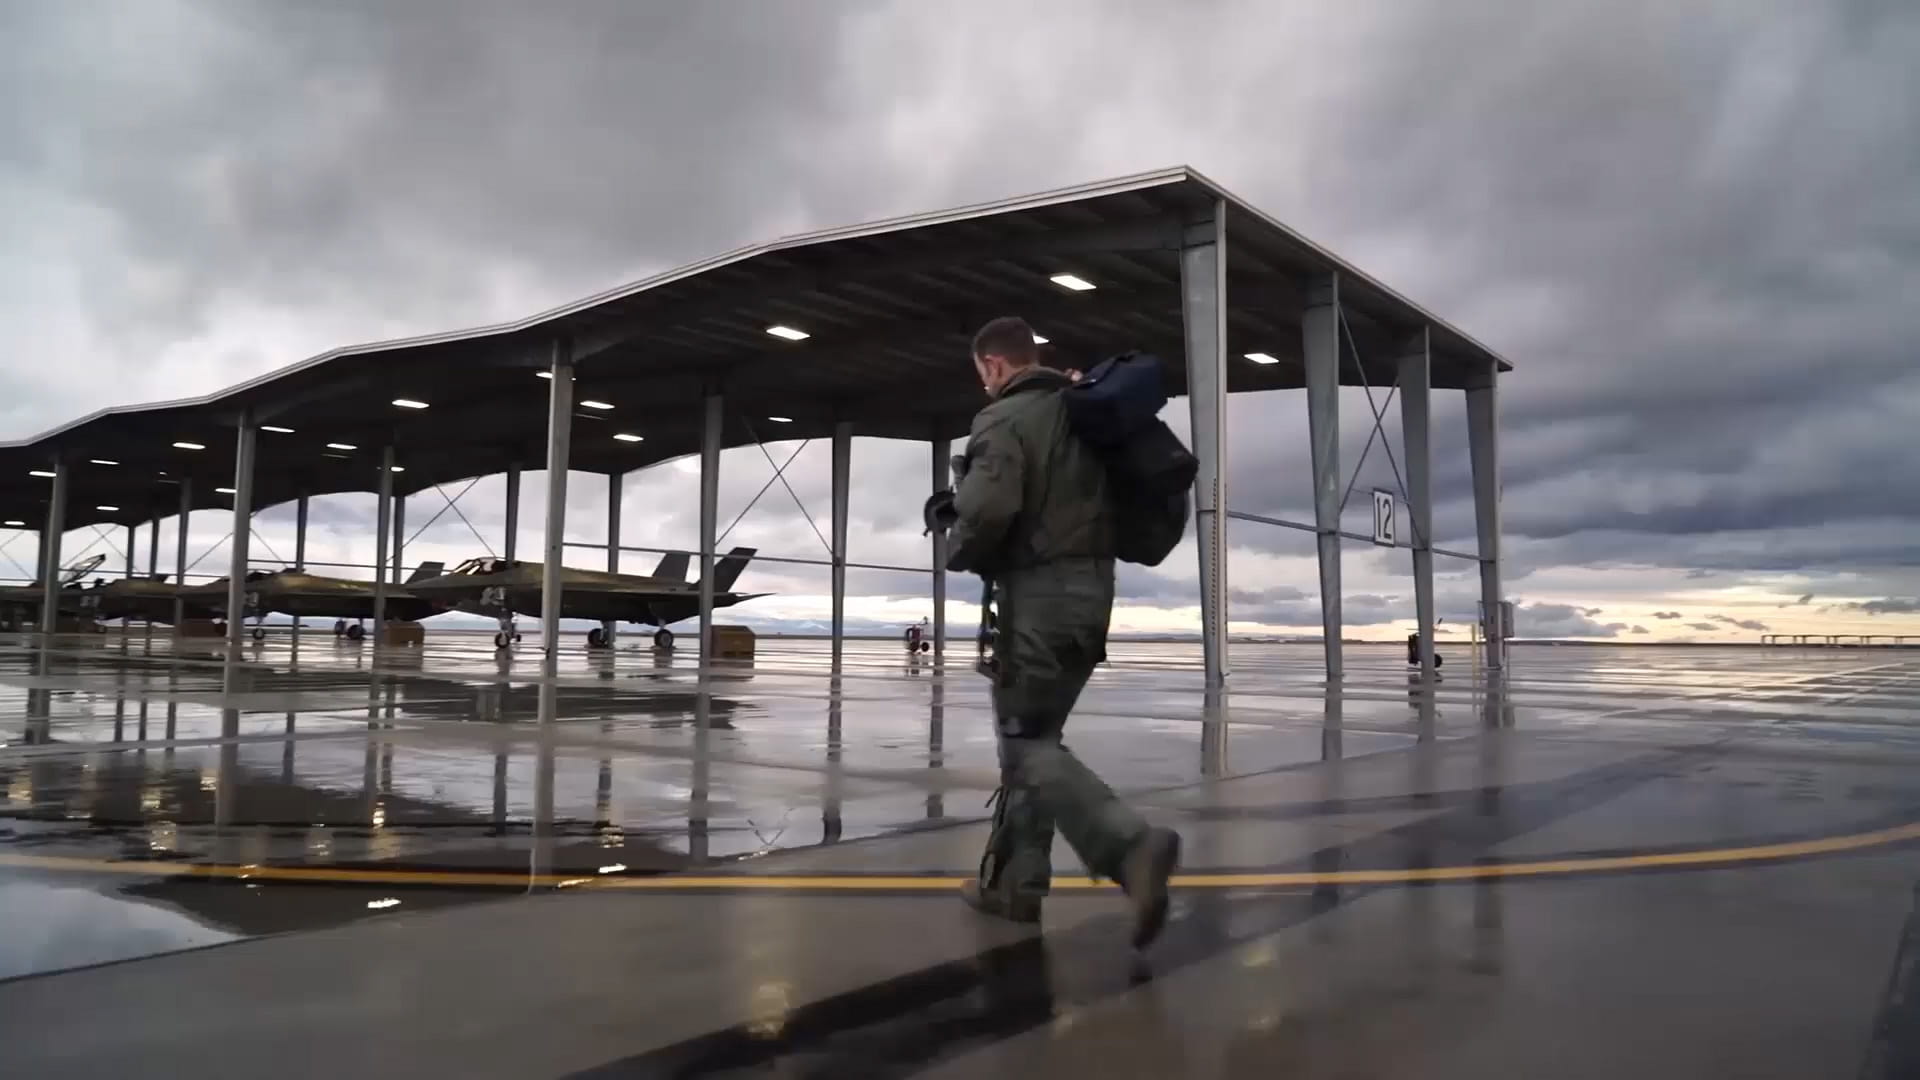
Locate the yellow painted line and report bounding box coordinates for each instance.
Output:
[5,819,1920,891]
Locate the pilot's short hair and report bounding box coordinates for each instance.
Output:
[971,316,1039,366]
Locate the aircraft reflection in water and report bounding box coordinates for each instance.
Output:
[3,548,765,650]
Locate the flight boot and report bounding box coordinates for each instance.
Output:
[1117,826,1182,949]
[959,879,1042,924]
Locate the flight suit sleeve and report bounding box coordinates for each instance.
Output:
[945,410,1023,574]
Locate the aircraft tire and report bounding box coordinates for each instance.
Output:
[493,631,510,650]
[333,620,346,638]
[654,627,673,651]
[921,641,931,653]
[586,627,606,649]
[346,624,365,642]
[251,626,264,642]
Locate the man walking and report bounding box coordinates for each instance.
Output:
[945,315,1182,949]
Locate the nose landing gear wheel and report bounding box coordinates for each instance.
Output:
[653,627,674,651]
[345,624,365,641]
[251,626,264,642]
[494,631,511,650]
[586,627,607,649]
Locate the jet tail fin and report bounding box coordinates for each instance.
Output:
[651,552,689,583]
[405,561,445,584]
[713,547,755,592]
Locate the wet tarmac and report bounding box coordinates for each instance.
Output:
[2,627,1919,1077]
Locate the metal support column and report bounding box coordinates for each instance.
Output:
[146,518,160,580]
[224,414,256,663]
[1181,204,1230,688]
[390,490,405,585]
[37,459,67,637]
[171,480,191,630]
[503,464,521,563]
[1303,271,1343,682]
[122,522,135,641]
[371,447,394,642]
[1467,359,1505,671]
[698,392,722,663]
[602,472,621,645]
[291,493,308,641]
[538,338,575,712]
[293,495,308,572]
[930,436,950,661]
[1400,327,1436,680]
[830,421,852,667]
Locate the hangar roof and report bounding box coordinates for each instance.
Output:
[0,166,1511,530]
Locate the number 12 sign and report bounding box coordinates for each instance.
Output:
[1372,489,1397,547]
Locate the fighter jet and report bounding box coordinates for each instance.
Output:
[181,563,449,640]
[86,574,219,625]
[0,554,107,630]
[407,548,764,650]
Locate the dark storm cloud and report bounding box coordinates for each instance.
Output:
[1277,2,1920,574]
[1849,598,1920,615]
[1514,602,1622,639]
[0,1,879,335]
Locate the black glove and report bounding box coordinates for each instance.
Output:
[922,490,958,536]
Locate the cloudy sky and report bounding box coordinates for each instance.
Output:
[2,0,1916,643]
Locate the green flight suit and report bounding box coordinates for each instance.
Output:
[947,366,1150,899]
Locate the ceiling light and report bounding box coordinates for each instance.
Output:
[391,398,429,409]
[96,505,119,512]
[579,400,614,410]
[2,520,23,527]
[767,416,794,423]
[387,466,406,473]
[172,441,205,451]
[1244,352,1281,365]
[1032,334,1049,344]
[326,443,357,451]
[535,371,553,380]
[1050,273,1096,291]
[612,433,644,443]
[260,425,295,434]
[765,325,809,341]
[366,897,401,910]
[90,459,119,466]
[215,487,236,495]
[29,470,55,478]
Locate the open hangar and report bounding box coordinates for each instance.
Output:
[0,165,1512,721]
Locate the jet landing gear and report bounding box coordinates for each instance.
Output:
[653,627,674,652]
[492,616,522,651]
[586,627,611,650]
[333,619,366,642]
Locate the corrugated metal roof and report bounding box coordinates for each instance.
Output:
[0,166,1511,530]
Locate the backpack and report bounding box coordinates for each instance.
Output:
[1060,352,1196,566]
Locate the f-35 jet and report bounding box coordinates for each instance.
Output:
[0,554,108,630]
[406,548,763,649]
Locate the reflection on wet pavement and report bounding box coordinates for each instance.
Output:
[4,629,1920,1077]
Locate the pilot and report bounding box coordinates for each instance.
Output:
[943,315,1181,950]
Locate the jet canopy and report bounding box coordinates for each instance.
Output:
[447,557,515,577]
